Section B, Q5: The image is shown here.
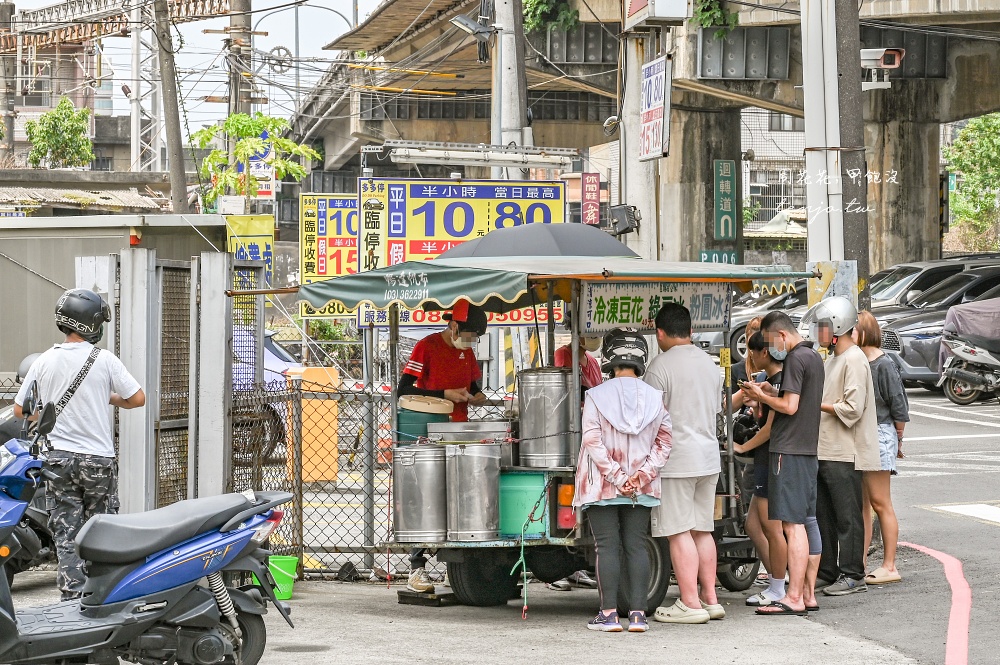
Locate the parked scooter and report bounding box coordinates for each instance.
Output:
[938,332,1000,405]
[0,400,294,665]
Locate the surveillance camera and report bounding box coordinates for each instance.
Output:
[860,48,904,70]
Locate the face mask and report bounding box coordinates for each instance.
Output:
[453,339,474,350]
[583,337,602,352]
[768,336,788,361]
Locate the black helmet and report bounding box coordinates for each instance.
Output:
[16,353,40,383]
[601,327,648,376]
[55,289,111,343]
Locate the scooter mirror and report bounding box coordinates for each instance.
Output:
[36,403,56,437]
[21,380,38,418]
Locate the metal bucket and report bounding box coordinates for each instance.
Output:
[518,367,573,468]
[427,420,519,467]
[445,444,501,541]
[392,444,447,543]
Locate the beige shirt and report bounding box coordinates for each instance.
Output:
[818,344,881,470]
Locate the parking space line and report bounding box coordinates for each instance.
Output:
[910,401,1000,420]
[905,433,998,442]
[935,503,1000,526]
[909,410,1000,428]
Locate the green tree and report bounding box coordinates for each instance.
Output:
[24,97,94,168]
[193,112,320,204]
[944,114,1000,251]
[523,0,578,34]
[692,0,739,38]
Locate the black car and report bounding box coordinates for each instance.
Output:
[881,282,1000,388]
[872,266,1000,327]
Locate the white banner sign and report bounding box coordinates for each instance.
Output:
[639,56,671,162]
[582,282,733,334]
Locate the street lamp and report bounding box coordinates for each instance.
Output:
[449,15,495,42]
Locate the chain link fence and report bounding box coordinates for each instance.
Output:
[156,265,192,508]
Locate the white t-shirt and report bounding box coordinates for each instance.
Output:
[643,343,721,478]
[15,342,142,457]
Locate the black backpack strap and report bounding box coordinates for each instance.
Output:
[55,347,101,417]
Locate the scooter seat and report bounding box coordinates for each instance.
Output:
[957,334,1000,354]
[75,493,253,564]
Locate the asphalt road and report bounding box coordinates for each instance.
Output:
[7,389,998,664]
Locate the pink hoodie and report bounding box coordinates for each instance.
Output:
[574,377,673,507]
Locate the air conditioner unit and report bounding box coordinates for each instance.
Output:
[625,0,693,31]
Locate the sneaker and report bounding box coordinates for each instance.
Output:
[547,578,572,591]
[569,570,599,589]
[653,599,711,624]
[814,578,836,592]
[822,576,868,596]
[587,610,623,632]
[700,600,726,620]
[627,611,649,632]
[406,567,434,593]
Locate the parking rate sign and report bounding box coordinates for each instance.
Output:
[639,56,668,162]
[356,178,566,326]
[299,194,357,319]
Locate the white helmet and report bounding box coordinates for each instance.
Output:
[802,296,859,337]
[601,328,648,376]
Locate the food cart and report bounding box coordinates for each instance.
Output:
[296,254,807,611]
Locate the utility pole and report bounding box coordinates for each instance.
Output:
[353,0,359,28]
[0,3,14,164]
[229,0,253,119]
[152,0,190,213]
[800,1,870,306]
[491,0,530,180]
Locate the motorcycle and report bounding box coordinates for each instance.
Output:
[0,401,294,665]
[938,332,1000,405]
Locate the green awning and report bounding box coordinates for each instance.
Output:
[297,256,812,313]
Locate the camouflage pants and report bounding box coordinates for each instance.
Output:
[45,450,119,598]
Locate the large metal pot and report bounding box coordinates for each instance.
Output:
[392,444,447,543]
[445,443,501,541]
[518,367,573,468]
[427,420,519,467]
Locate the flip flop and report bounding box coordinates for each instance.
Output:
[806,605,820,612]
[865,567,902,585]
[755,601,808,617]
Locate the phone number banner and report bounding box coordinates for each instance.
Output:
[300,194,358,319]
[356,178,566,326]
[582,282,733,334]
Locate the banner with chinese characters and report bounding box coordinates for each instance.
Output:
[714,159,737,240]
[227,214,274,288]
[582,282,733,335]
[582,173,600,225]
[356,178,566,326]
[299,194,357,319]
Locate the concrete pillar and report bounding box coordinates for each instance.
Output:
[619,34,658,261]
[864,120,941,271]
[658,98,742,262]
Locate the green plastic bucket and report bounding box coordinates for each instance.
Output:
[397,407,450,442]
[257,555,298,600]
[499,472,547,538]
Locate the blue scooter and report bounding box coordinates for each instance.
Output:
[0,401,294,665]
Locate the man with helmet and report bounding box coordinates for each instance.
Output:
[397,299,488,592]
[805,296,880,597]
[574,328,672,632]
[643,302,725,625]
[14,288,145,601]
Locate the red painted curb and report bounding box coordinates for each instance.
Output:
[900,542,971,665]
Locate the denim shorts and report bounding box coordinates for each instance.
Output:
[877,423,898,475]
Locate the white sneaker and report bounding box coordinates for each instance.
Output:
[407,567,434,593]
[653,599,711,624]
[569,570,598,589]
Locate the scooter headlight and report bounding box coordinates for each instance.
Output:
[0,444,15,473]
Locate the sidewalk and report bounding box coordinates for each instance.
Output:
[11,572,915,664]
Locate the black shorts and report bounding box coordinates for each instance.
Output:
[768,452,817,524]
[753,460,769,499]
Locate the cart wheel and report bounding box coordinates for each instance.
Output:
[524,546,580,584]
[717,558,761,592]
[447,550,519,607]
[618,535,671,615]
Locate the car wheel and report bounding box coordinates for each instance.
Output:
[729,326,747,363]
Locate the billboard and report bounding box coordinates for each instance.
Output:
[356,178,567,326]
[299,194,357,318]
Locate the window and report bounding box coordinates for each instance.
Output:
[769,112,804,132]
[92,157,112,171]
[16,60,51,107]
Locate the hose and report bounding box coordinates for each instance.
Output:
[207,571,242,638]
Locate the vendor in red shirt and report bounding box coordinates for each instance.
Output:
[398,299,488,422]
[554,335,603,392]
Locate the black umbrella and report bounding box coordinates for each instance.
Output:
[437,221,639,258]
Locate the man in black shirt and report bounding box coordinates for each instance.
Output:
[743,311,825,616]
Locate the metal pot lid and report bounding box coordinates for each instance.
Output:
[398,395,454,414]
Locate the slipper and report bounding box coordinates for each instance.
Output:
[806,605,820,612]
[755,601,807,617]
[865,567,902,585]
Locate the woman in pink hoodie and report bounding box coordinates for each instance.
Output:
[575,328,673,633]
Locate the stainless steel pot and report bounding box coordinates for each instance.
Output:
[392,444,447,543]
[518,367,573,468]
[426,420,519,467]
[445,443,501,541]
